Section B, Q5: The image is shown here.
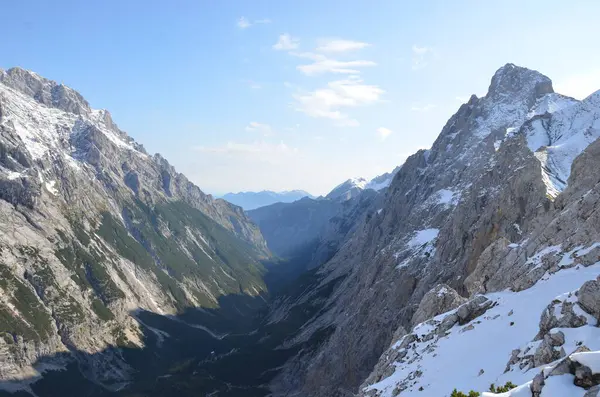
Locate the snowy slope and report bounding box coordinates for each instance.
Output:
[0,73,142,165]
[363,256,600,397]
[523,90,600,197]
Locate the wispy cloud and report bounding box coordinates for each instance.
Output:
[410,103,436,112]
[293,77,384,126]
[245,122,273,136]
[455,96,469,103]
[316,38,370,53]
[291,52,376,76]
[237,17,272,29]
[273,34,300,50]
[237,17,251,29]
[377,127,392,140]
[276,36,381,126]
[411,45,437,70]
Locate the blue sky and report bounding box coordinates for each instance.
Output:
[3,1,600,195]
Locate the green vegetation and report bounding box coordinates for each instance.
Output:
[450,382,517,396]
[0,265,54,342]
[55,239,125,304]
[489,382,517,393]
[450,390,479,397]
[91,298,114,321]
[111,327,136,348]
[94,200,268,311]
[69,220,91,246]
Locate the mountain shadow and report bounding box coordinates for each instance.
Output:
[0,267,344,397]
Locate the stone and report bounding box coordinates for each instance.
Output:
[411,284,466,326]
[547,330,565,347]
[531,372,545,396]
[457,296,494,325]
[575,364,595,389]
[584,385,600,397]
[578,280,600,320]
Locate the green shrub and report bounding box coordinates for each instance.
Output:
[450,390,480,397]
[489,381,517,393]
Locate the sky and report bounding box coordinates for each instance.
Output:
[3,1,600,196]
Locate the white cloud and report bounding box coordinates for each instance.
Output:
[300,58,375,76]
[237,17,271,29]
[316,38,370,53]
[237,17,251,29]
[411,45,437,70]
[273,34,300,50]
[377,127,392,140]
[294,77,384,126]
[291,52,376,76]
[245,122,273,136]
[410,104,436,112]
[555,70,600,100]
[455,96,470,103]
[278,36,381,126]
[193,141,296,156]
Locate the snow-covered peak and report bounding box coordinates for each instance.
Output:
[0,67,146,164]
[487,63,553,102]
[366,166,402,191]
[326,177,368,201]
[522,87,600,197]
[327,169,401,202]
[349,177,368,189]
[0,66,91,115]
[584,88,600,106]
[467,65,554,141]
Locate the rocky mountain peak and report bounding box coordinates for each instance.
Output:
[0,66,91,115]
[486,63,553,103]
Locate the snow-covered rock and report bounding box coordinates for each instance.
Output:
[360,264,600,397]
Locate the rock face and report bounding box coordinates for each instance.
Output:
[268,64,600,397]
[0,67,272,387]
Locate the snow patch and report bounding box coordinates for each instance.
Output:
[570,351,600,374]
[44,180,58,195]
[408,229,439,248]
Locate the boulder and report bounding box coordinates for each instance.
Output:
[411,284,466,326]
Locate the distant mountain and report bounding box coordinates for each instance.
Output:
[365,165,402,191]
[326,167,402,202]
[248,190,380,272]
[221,190,314,210]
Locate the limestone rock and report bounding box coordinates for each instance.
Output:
[411,284,466,326]
[578,280,600,320]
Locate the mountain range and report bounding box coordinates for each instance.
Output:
[221,167,400,212]
[2,63,600,397]
[220,190,314,211]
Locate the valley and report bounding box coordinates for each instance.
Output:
[2,61,600,397]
